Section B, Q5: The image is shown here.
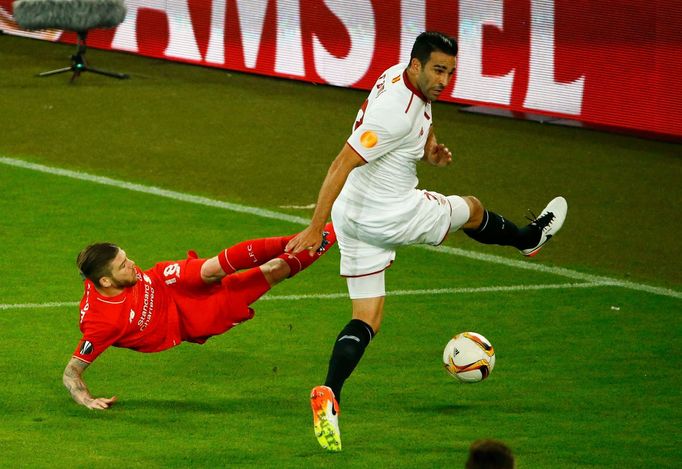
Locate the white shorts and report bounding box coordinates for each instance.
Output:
[332,190,470,278]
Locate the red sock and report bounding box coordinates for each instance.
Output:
[218,234,295,274]
[278,222,336,277]
[223,267,273,305]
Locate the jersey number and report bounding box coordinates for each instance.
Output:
[354,99,369,130]
[163,263,181,278]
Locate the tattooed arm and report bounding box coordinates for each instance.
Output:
[63,357,117,410]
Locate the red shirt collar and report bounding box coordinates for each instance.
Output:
[402,69,429,103]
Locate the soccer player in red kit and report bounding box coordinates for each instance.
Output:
[63,224,335,410]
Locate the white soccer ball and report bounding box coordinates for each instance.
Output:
[443,332,496,383]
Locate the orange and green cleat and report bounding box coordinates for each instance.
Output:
[310,385,341,452]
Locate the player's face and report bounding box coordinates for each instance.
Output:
[106,249,137,288]
[416,51,457,101]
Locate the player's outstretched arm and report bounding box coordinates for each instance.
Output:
[286,144,364,255]
[422,127,452,167]
[63,357,117,410]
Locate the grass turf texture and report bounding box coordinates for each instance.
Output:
[0,35,681,467]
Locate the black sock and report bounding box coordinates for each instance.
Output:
[464,210,540,250]
[324,319,374,404]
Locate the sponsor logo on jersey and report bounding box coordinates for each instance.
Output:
[79,340,94,355]
[391,75,401,83]
[360,130,378,148]
[129,309,136,323]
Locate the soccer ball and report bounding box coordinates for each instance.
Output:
[443,332,496,383]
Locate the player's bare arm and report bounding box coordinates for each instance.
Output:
[63,357,117,410]
[286,144,364,255]
[422,126,452,167]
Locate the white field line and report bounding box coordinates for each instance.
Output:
[1,156,680,301]
[0,282,606,311]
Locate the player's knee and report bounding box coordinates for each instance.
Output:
[463,195,485,228]
[200,257,224,283]
[352,309,383,334]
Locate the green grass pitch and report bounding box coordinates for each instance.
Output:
[0,35,680,468]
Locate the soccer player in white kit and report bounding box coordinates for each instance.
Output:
[286,32,567,451]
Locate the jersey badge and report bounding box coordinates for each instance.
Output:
[360,130,378,148]
[391,75,401,83]
[79,340,94,355]
[129,309,136,323]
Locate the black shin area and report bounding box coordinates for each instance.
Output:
[324,319,375,404]
[464,210,540,250]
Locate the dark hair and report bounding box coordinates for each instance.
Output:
[410,31,458,65]
[466,439,515,469]
[77,243,119,286]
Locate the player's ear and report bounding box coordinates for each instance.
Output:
[409,57,422,73]
[98,276,112,288]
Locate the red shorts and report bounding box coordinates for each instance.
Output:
[151,255,271,344]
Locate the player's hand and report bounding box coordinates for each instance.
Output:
[285,226,323,256]
[428,143,452,167]
[85,396,117,410]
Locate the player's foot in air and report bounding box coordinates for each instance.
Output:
[311,385,341,452]
[520,196,568,257]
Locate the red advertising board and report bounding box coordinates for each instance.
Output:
[2,0,680,138]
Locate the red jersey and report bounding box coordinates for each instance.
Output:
[72,257,261,364]
[73,265,183,363]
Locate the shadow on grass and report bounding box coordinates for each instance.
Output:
[114,395,298,416]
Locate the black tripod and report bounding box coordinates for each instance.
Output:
[38,31,129,82]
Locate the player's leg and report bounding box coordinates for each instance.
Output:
[201,223,335,282]
[311,273,384,452]
[227,223,336,305]
[324,292,383,400]
[453,195,567,256]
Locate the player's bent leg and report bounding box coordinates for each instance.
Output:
[258,258,290,286]
[461,196,567,256]
[460,195,485,230]
[200,225,335,283]
[200,235,292,283]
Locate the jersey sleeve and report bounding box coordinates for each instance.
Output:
[72,320,121,364]
[347,104,411,163]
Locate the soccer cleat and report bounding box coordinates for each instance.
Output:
[310,385,342,452]
[520,196,568,257]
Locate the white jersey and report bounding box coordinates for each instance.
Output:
[331,64,470,284]
[341,63,432,208]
